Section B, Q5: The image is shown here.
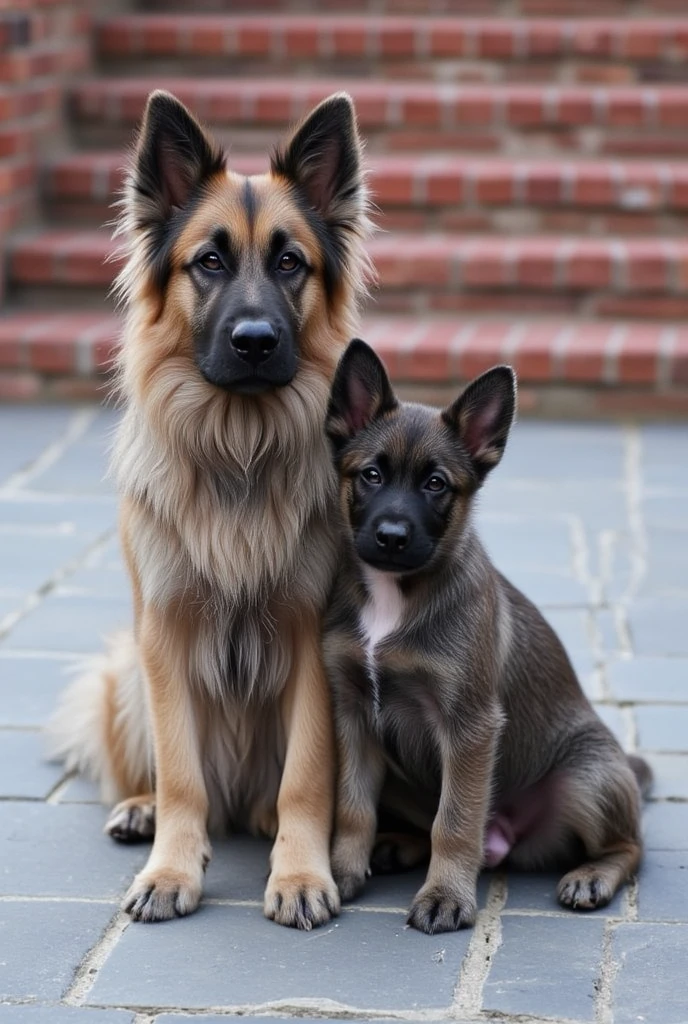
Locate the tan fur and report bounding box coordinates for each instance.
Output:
[48,91,370,928]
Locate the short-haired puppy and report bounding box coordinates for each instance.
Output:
[323,339,650,934]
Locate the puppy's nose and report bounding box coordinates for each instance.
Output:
[231,320,279,366]
[375,519,411,553]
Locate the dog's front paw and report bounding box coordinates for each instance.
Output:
[407,883,477,934]
[264,871,340,930]
[557,867,614,911]
[123,867,204,922]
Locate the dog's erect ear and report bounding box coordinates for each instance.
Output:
[326,339,398,451]
[271,92,365,228]
[443,365,516,480]
[130,90,225,228]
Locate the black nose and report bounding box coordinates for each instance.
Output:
[375,519,412,553]
[230,320,279,366]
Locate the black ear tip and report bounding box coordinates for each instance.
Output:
[144,89,184,116]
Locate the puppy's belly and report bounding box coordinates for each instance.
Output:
[485,772,563,866]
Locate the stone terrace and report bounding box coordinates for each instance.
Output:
[0,405,687,1023]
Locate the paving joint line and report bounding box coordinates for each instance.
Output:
[0,408,98,496]
[63,908,131,1007]
[452,874,507,1018]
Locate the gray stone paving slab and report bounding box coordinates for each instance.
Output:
[641,424,688,489]
[628,599,688,656]
[497,423,624,481]
[501,569,589,608]
[57,775,102,803]
[2,593,131,653]
[646,754,688,799]
[0,900,117,1001]
[0,729,64,799]
[611,922,688,1024]
[635,705,688,751]
[0,497,116,533]
[643,802,688,850]
[643,493,688,527]
[541,608,592,655]
[607,656,688,702]
[0,655,73,727]
[0,408,73,484]
[482,480,627,531]
[0,1009,133,1023]
[89,903,471,1011]
[482,914,605,1021]
[477,518,574,572]
[0,533,92,595]
[504,871,625,917]
[637,849,688,921]
[0,802,146,897]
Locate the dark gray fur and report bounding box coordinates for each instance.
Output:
[324,339,649,934]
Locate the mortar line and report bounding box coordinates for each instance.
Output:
[0,408,98,495]
[0,527,116,642]
[593,920,620,1024]
[63,909,131,1006]
[620,425,646,606]
[451,873,507,1017]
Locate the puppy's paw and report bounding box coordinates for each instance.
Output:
[331,836,370,903]
[105,797,156,844]
[557,867,615,911]
[407,884,477,934]
[264,871,340,930]
[123,867,204,922]
[371,833,430,873]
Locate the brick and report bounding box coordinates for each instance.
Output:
[0,1008,134,1024]
[90,903,472,1011]
[628,598,688,656]
[483,915,605,1021]
[611,924,688,1024]
[511,321,558,380]
[644,802,688,850]
[645,755,688,800]
[0,901,119,1002]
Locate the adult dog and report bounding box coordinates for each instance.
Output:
[50,88,370,929]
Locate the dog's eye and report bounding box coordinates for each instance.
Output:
[198,252,222,272]
[277,252,301,273]
[425,474,447,493]
[361,466,382,485]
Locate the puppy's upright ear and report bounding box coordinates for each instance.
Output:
[326,340,398,452]
[128,90,225,231]
[443,365,516,480]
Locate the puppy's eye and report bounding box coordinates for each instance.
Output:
[425,474,447,493]
[361,466,382,485]
[277,252,301,273]
[198,252,222,272]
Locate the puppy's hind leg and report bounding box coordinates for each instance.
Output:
[555,745,644,911]
[106,793,156,843]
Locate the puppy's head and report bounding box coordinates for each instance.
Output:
[326,339,516,575]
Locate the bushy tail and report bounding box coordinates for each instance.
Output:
[46,630,153,804]
[628,754,653,800]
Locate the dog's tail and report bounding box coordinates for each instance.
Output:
[628,754,653,800]
[46,630,153,803]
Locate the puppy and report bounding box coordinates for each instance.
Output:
[323,339,650,934]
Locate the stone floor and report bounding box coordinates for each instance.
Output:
[0,404,687,1024]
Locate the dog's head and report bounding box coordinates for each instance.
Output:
[326,340,516,575]
[118,90,369,395]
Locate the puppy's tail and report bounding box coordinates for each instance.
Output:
[628,754,653,800]
[46,630,153,804]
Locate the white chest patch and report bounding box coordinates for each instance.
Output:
[358,567,405,719]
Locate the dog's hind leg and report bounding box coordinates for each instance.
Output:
[555,754,644,910]
[509,738,646,911]
[106,793,156,843]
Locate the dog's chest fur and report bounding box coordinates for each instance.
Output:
[358,568,405,716]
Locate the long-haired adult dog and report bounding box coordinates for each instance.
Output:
[323,340,650,934]
[49,90,370,929]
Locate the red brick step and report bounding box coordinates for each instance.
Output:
[8,229,688,321]
[1,310,686,411]
[69,77,688,156]
[43,150,688,237]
